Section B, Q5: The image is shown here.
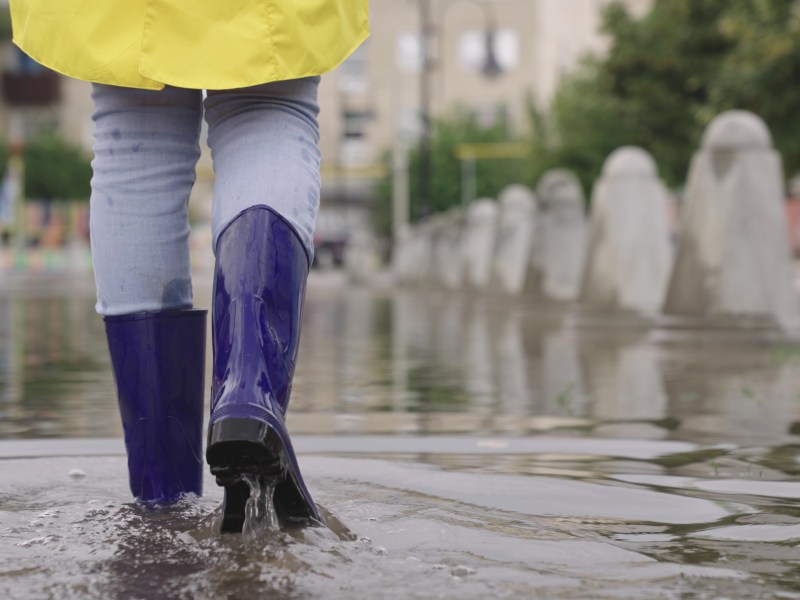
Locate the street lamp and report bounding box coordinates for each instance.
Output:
[480,27,503,79]
[415,0,504,220]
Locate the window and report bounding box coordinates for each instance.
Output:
[458,28,519,74]
[342,110,373,140]
[339,42,369,93]
[397,33,423,73]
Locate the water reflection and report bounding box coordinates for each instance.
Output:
[0,275,114,439]
[5,273,800,598]
[1,273,800,445]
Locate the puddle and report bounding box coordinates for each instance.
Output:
[0,275,799,597]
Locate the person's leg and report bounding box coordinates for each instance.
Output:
[90,84,207,503]
[90,84,202,315]
[202,77,322,531]
[203,76,321,259]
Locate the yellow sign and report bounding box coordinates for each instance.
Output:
[454,143,530,160]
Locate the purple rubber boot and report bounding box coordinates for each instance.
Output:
[205,205,322,532]
[105,310,207,504]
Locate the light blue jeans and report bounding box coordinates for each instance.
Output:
[89,77,321,316]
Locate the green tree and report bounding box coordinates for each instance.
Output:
[537,0,800,192]
[536,0,733,190]
[713,0,800,174]
[24,134,92,201]
[374,107,530,237]
[599,0,733,185]
[528,62,635,194]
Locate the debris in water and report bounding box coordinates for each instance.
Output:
[67,469,86,479]
[451,566,476,577]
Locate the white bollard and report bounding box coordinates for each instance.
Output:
[461,199,499,290]
[581,146,674,314]
[433,208,467,290]
[664,110,800,330]
[491,185,538,295]
[535,170,588,301]
[344,228,379,285]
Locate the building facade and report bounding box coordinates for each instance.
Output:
[316,0,652,204]
[0,1,653,252]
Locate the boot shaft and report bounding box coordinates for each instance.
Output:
[105,309,207,502]
[211,206,309,420]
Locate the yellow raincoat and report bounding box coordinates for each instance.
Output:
[9,0,369,90]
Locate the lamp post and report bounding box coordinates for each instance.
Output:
[414,0,503,221]
[417,0,434,220]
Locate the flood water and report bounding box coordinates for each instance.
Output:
[1,270,800,598]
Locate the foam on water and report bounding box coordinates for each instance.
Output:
[241,474,280,538]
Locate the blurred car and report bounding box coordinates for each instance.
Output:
[313,209,349,269]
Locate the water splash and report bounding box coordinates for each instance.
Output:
[241,474,280,538]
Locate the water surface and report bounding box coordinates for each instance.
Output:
[1,272,799,598]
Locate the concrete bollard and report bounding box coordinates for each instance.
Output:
[461,199,499,290]
[664,110,799,330]
[344,228,379,285]
[581,146,674,314]
[433,208,467,290]
[491,185,538,295]
[535,169,588,301]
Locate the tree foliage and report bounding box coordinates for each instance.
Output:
[713,0,800,172]
[376,0,800,235]
[374,108,530,237]
[24,134,92,201]
[536,0,800,190]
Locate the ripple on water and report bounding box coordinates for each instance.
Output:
[2,450,796,599]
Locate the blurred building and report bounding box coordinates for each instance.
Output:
[0,13,93,150]
[316,0,652,245]
[0,4,94,251]
[0,0,654,258]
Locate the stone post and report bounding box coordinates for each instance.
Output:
[535,169,588,301]
[664,110,799,331]
[581,147,674,314]
[461,199,499,290]
[491,185,537,294]
[433,208,466,290]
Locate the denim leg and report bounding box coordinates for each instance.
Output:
[90,84,203,316]
[203,77,321,260]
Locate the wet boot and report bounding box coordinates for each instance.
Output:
[104,310,207,503]
[205,206,322,533]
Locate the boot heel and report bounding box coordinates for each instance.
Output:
[219,474,284,534]
[206,418,284,484]
[220,480,250,533]
[207,418,286,533]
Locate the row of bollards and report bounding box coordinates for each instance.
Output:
[393,110,800,332]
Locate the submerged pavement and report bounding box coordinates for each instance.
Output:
[0,273,799,598]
